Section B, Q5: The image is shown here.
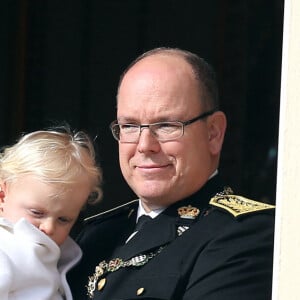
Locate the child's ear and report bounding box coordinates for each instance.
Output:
[207,111,227,155]
[0,181,7,198]
[0,182,6,211]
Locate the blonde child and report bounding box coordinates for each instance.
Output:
[0,126,102,300]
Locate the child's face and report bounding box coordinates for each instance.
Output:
[0,175,91,245]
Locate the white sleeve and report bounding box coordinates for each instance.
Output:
[0,250,13,300]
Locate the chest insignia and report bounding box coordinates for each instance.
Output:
[177,225,190,236]
[209,194,275,217]
[178,205,200,219]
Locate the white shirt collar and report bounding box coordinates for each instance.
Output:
[137,200,165,221]
[209,169,218,179]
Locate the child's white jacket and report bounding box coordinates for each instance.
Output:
[0,218,82,300]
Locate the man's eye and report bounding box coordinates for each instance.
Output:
[120,124,139,132]
[156,123,179,132]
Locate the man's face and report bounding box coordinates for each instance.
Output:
[117,54,222,210]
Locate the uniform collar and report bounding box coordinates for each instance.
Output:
[115,174,225,260]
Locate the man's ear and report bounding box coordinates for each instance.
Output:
[207,111,227,155]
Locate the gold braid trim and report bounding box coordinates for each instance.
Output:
[209,195,275,217]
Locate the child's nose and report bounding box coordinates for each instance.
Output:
[39,219,55,236]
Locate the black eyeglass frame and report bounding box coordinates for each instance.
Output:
[110,109,216,142]
[179,109,216,127]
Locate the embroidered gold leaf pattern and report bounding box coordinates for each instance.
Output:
[209,195,275,217]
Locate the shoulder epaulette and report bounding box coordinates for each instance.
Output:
[84,199,139,223]
[209,194,275,217]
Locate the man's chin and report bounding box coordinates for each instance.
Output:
[135,189,174,209]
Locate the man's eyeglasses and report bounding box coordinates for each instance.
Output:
[110,109,216,143]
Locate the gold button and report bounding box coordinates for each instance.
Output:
[97,278,106,291]
[137,287,145,296]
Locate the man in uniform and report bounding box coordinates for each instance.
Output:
[68,47,275,299]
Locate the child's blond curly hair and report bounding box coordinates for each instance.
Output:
[0,125,102,204]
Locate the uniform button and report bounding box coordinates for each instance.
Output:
[136,287,145,295]
[97,278,106,291]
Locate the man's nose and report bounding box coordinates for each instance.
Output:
[137,127,161,153]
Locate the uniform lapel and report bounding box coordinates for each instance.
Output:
[113,213,177,260]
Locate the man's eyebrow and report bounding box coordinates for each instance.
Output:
[117,117,139,124]
[117,116,180,123]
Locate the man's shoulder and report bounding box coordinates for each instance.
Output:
[209,193,275,218]
[83,199,139,225]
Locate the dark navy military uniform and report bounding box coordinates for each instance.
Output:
[68,175,275,300]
